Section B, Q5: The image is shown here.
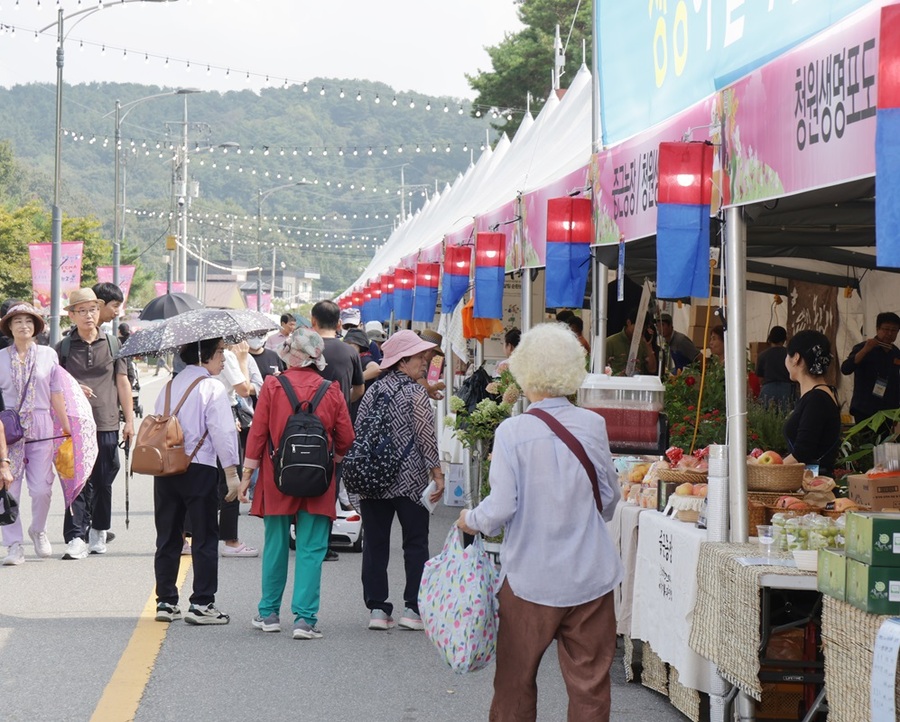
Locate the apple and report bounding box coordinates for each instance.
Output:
[758,450,784,465]
[692,484,708,498]
[674,482,694,496]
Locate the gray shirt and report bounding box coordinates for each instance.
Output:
[466,397,623,607]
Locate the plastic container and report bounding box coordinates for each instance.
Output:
[577,374,665,450]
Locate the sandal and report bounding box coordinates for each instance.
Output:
[220,542,259,558]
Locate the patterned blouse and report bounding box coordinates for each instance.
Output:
[355,369,440,502]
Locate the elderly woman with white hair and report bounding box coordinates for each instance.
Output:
[457,323,622,722]
[239,328,354,639]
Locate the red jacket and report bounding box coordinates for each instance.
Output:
[246,367,354,519]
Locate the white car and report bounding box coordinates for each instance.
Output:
[289,501,363,552]
[330,501,363,552]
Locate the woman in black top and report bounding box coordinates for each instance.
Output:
[783,330,842,476]
[756,326,793,410]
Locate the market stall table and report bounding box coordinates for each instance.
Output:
[630,510,719,720]
[689,542,821,721]
[821,595,900,722]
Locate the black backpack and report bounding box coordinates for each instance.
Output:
[268,376,334,497]
[342,384,414,496]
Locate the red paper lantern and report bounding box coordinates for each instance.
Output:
[371,278,382,299]
[546,197,592,243]
[351,290,364,307]
[362,284,373,303]
[657,142,713,206]
[475,232,506,268]
[382,272,395,293]
[444,244,472,275]
[394,267,415,289]
[416,262,440,287]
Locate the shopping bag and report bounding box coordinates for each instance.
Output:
[418,525,500,673]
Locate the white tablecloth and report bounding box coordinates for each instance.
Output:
[611,503,649,637]
[631,510,716,694]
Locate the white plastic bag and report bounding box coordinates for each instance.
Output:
[418,525,500,673]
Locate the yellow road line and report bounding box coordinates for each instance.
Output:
[90,556,191,722]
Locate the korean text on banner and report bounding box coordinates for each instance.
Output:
[154,281,185,297]
[876,3,900,269]
[596,0,871,146]
[29,242,83,314]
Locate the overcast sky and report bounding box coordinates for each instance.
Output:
[0,1,523,98]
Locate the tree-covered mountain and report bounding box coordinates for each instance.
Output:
[0,78,495,303]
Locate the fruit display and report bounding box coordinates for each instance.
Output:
[771,512,845,552]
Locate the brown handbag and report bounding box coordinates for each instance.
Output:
[131,378,208,477]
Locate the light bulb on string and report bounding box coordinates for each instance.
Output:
[122,49,127,61]
[374,94,380,104]
[339,88,345,98]
[319,85,325,95]
[409,99,415,108]
[425,100,431,111]
[302,82,308,92]
[391,96,397,106]
[458,105,464,115]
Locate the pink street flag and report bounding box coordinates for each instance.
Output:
[96,265,136,306]
[29,242,83,314]
[245,293,271,312]
[154,281,185,297]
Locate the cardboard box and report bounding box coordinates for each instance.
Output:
[847,474,900,511]
[846,511,900,566]
[689,304,716,327]
[846,557,900,615]
[817,548,847,601]
[688,325,709,349]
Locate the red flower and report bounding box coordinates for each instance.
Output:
[685,376,696,386]
[687,405,695,412]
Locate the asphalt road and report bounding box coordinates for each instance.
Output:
[0,373,688,722]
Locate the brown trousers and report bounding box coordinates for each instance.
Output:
[489,581,616,722]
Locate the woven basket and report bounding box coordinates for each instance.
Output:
[657,468,708,484]
[746,463,805,492]
[748,500,767,530]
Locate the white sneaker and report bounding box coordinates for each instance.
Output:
[88,529,107,555]
[2,542,25,566]
[63,537,89,560]
[28,528,52,558]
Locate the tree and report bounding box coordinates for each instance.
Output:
[466,0,592,136]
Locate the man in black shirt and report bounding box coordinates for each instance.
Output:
[840,312,900,422]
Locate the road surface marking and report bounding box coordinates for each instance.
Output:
[90,556,191,722]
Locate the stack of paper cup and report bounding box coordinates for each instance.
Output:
[706,445,729,542]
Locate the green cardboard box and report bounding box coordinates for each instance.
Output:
[846,558,900,615]
[817,548,846,601]
[845,512,900,567]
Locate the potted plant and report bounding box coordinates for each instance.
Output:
[446,368,521,551]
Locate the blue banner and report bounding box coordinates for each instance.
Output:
[597,0,870,145]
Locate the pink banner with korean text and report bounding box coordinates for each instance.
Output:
[592,98,718,246]
[154,281,185,297]
[96,265,136,306]
[29,242,83,314]
[522,164,591,268]
[474,199,520,272]
[716,2,878,209]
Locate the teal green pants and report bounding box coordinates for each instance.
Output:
[258,512,330,626]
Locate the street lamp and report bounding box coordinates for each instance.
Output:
[109,88,200,288]
[41,0,180,346]
[256,181,311,312]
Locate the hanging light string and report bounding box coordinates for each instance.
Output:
[126,208,401,225]
[129,207,390,246]
[0,22,526,121]
[63,128,487,158]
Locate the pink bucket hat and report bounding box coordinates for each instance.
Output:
[379,329,436,369]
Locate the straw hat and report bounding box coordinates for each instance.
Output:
[379,330,436,369]
[64,288,105,311]
[418,329,444,355]
[0,303,45,338]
